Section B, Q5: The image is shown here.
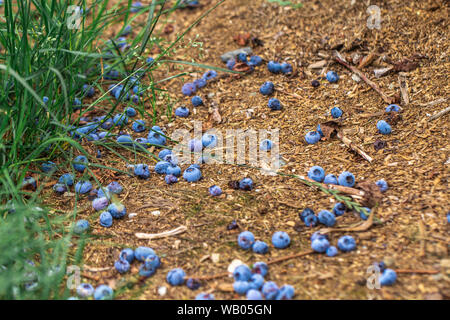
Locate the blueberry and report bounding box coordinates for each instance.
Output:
[183,166,202,182]
[75,180,92,194]
[130,1,143,13]
[41,161,56,173]
[77,283,94,298]
[82,84,95,98]
[113,114,129,126]
[304,214,318,227]
[114,259,130,274]
[53,183,67,194]
[249,274,264,291]
[202,70,217,81]
[338,171,355,187]
[166,165,181,177]
[108,203,126,219]
[43,96,49,104]
[377,120,392,135]
[144,254,161,269]
[237,231,255,250]
[92,197,109,211]
[276,285,295,300]
[73,155,88,173]
[158,149,172,160]
[308,166,325,182]
[147,131,166,146]
[311,79,320,87]
[318,210,336,227]
[120,25,132,36]
[376,179,388,193]
[252,240,269,254]
[373,261,386,273]
[267,61,281,74]
[166,268,186,286]
[385,104,400,112]
[333,202,346,216]
[193,78,207,89]
[326,71,339,83]
[380,269,397,286]
[100,118,114,130]
[191,95,203,107]
[281,62,293,74]
[237,52,248,62]
[359,207,371,220]
[268,98,282,110]
[155,161,171,174]
[134,164,150,179]
[189,138,203,152]
[196,293,214,300]
[447,212,450,223]
[233,281,251,295]
[165,174,178,184]
[97,188,112,199]
[326,246,338,257]
[117,134,133,146]
[249,55,263,66]
[323,174,338,185]
[311,231,329,242]
[252,262,268,277]
[311,237,330,253]
[262,281,279,300]
[135,246,155,261]
[107,181,123,194]
[337,235,356,252]
[73,98,82,107]
[272,231,290,249]
[74,219,90,234]
[226,59,236,70]
[209,185,222,196]
[259,139,273,151]
[202,133,218,148]
[260,81,274,96]
[21,176,37,190]
[246,289,263,300]
[181,82,196,96]
[299,208,315,222]
[186,278,201,290]
[146,57,154,65]
[139,264,156,277]
[99,211,113,227]
[119,248,135,263]
[239,177,254,190]
[331,107,343,118]
[305,131,321,144]
[233,264,252,282]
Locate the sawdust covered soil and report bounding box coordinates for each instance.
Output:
[41,0,449,300]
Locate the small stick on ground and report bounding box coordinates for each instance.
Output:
[334,51,395,104]
[428,105,450,121]
[336,131,373,163]
[135,225,187,240]
[398,73,409,105]
[394,269,439,275]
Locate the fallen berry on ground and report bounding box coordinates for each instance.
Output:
[114,259,130,274]
[191,95,203,107]
[209,185,222,196]
[252,262,268,277]
[311,237,330,253]
[259,81,274,95]
[324,174,338,185]
[120,248,135,263]
[267,61,281,74]
[77,283,94,298]
[326,246,338,257]
[331,107,343,118]
[326,70,339,83]
[74,219,90,234]
[233,281,251,295]
[237,231,255,250]
[318,210,336,227]
[376,179,389,192]
[380,269,397,286]
[92,197,109,211]
[338,171,355,187]
[276,285,295,300]
[262,281,279,300]
[99,211,113,227]
[183,166,202,182]
[166,268,186,286]
[268,98,282,110]
[73,155,88,173]
[135,246,155,262]
[233,264,252,281]
[377,120,392,135]
[333,202,346,216]
[252,240,269,254]
[272,231,291,249]
[181,82,196,96]
[308,165,325,182]
[186,278,201,290]
[337,235,356,252]
[305,131,321,144]
[93,285,113,300]
[239,177,254,190]
[246,289,263,300]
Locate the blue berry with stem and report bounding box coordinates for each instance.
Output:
[305,131,321,144]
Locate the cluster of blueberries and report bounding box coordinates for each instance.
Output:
[230,262,295,300]
[115,246,162,277]
[69,283,114,300]
[304,106,343,145]
[310,232,356,257]
[226,52,264,72]
[237,230,291,254]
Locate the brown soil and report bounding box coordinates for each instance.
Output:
[43,0,449,299]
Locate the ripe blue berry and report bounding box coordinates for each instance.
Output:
[139,264,156,277]
[376,179,389,192]
[272,231,290,249]
[385,104,400,112]
[175,106,189,117]
[134,164,150,179]
[183,167,202,182]
[202,133,218,148]
[158,149,172,159]
[239,177,254,190]
[186,278,201,290]
[107,181,123,194]
[193,78,207,89]
[281,62,293,74]
[41,161,56,173]
[191,95,203,107]
[108,203,126,219]
[304,214,318,227]
[259,81,274,95]
[268,98,282,110]
[237,52,248,62]
[93,285,113,300]
[59,173,74,186]
[73,155,88,173]
[155,161,170,174]
[326,70,339,83]
[259,139,273,151]
[119,248,135,263]
[311,237,330,253]
[114,259,130,274]
[333,202,346,216]
[326,246,338,257]
[249,274,264,290]
[99,211,113,228]
[165,174,178,184]
[181,82,196,96]
[166,268,186,286]
[377,120,392,135]
[338,171,355,187]
[318,210,336,227]
[147,131,166,146]
[337,235,356,252]
[144,254,161,269]
[125,107,137,117]
[226,59,236,70]
[75,180,92,194]
[308,165,325,182]
[74,219,90,234]
[116,134,133,146]
[359,207,371,220]
[276,285,295,300]
[249,55,263,66]
[237,231,255,250]
[305,131,321,144]
[209,185,222,196]
[267,61,281,74]
[246,289,263,300]
[262,281,279,300]
[195,293,214,300]
[92,197,109,211]
[77,283,94,298]
[233,281,251,295]
[324,174,338,185]
[233,264,252,281]
[202,70,217,81]
[252,262,268,277]
[82,84,95,98]
[135,246,155,261]
[146,57,154,65]
[166,165,181,177]
[380,269,397,286]
[252,240,269,254]
[299,208,315,222]
[331,107,343,118]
